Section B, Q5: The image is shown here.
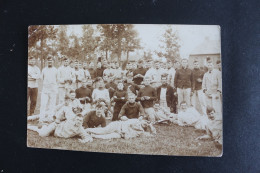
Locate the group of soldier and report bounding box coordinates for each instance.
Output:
[27,55,222,145]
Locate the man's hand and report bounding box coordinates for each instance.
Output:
[121,116,128,121]
[145,96,150,100]
[197,78,202,82]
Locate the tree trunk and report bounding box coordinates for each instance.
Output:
[40,39,43,70]
[117,32,122,66]
[127,50,129,62]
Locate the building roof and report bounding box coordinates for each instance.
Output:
[190,38,221,55]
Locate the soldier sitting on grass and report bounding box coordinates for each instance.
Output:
[196,107,222,147]
[27,105,93,143]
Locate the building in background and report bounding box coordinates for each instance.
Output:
[188,37,221,69]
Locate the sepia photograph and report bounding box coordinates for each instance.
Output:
[27,24,222,156]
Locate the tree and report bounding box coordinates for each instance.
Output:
[155,25,180,62]
[81,25,100,62]
[97,24,116,60]
[97,24,140,64]
[56,25,69,60]
[121,25,141,62]
[28,25,58,69]
[68,33,81,60]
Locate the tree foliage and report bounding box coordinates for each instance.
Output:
[155,25,180,62]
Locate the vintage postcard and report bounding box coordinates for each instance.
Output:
[27,24,222,156]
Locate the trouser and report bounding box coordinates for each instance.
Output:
[144,107,156,122]
[40,92,57,116]
[191,89,206,115]
[177,88,191,106]
[112,104,124,121]
[58,87,66,104]
[27,87,38,115]
[205,92,222,116]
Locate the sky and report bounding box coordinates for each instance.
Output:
[65,24,221,59]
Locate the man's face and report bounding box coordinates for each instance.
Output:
[115,62,119,68]
[81,81,87,88]
[167,62,172,69]
[97,62,101,68]
[161,77,167,85]
[78,63,82,69]
[208,111,215,120]
[128,95,136,103]
[137,63,143,68]
[64,60,69,66]
[154,104,160,111]
[70,93,76,100]
[126,76,133,83]
[181,60,188,68]
[29,58,36,66]
[155,62,160,69]
[83,63,88,69]
[74,116,83,126]
[109,76,114,82]
[194,62,199,69]
[180,103,187,112]
[89,62,94,69]
[217,63,221,70]
[175,62,180,69]
[207,62,214,71]
[97,81,105,88]
[110,62,115,69]
[74,62,78,68]
[132,63,137,69]
[96,107,104,117]
[87,80,92,87]
[147,61,152,68]
[47,59,53,67]
[117,82,124,90]
[64,99,70,106]
[143,78,151,86]
[70,63,74,68]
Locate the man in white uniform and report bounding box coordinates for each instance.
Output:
[40,56,58,116]
[202,58,222,115]
[145,60,163,88]
[57,57,73,104]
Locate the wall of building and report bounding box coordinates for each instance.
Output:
[188,54,221,69]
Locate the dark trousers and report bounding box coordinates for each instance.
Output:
[27,87,38,115]
[112,103,124,121]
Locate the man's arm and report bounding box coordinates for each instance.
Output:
[138,103,145,117]
[118,104,127,119]
[191,71,195,92]
[82,112,91,128]
[100,118,106,127]
[136,89,142,101]
[174,70,178,89]
[149,88,157,101]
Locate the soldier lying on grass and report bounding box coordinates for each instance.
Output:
[86,117,156,140]
[27,106,93,143]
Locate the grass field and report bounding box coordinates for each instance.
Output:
[27,81,222,156]
[27,121,222,156]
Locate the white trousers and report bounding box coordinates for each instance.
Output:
[177,88,191,106]
[58,87,66,104]
[191,89,206,115]
[144,107,156,122]
[205,93,222,116]
[40,92,57,116]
